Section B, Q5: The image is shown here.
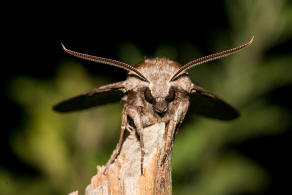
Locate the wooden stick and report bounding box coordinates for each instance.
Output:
[70,121,174,195]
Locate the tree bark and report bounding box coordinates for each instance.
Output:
[70,121,174,195]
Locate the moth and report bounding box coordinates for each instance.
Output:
[54,37,254,174]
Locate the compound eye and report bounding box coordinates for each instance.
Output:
[144,87,155,104]
[165,87,175,102]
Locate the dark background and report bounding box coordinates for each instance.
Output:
[1,1,292,194]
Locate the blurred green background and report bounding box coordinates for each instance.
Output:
[1,0,292,194]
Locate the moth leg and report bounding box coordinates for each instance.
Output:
[162,102,189,164]
[161,120,176,165]
[126,105,145,175]
[104,108,127,174]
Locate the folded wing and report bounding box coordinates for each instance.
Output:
[189,85,239,120]
[53,81,124,112]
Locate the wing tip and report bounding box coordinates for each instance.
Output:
[222,109,240,121]
[52,103,64,113]
[52,102,71,113]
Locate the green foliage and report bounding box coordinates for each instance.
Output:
[4,62,122,194]
[2,0,292,194]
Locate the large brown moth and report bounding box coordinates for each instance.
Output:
[54,37,254,174]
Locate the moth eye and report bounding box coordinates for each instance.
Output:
[165,87,176,102]
[144,88,155,104]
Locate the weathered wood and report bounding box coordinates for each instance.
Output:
[70,121,173,195]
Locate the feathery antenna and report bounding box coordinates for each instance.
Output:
[170,36,254,81]
[61,43,149,82]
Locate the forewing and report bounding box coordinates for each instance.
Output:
[189,85,240,120]
[53,81,124,112]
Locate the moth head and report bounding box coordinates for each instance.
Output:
[143,86,176,116]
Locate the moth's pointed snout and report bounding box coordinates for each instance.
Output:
[153,101,168,116]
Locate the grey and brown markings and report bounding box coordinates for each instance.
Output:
[54,37,254,174]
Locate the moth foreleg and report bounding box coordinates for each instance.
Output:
[104,108,127,174]
[162,102,189,164]
[125,105,145,175]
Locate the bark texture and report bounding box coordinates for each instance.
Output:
[70,121,174,195]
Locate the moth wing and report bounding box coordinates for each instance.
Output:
[53,81,125,112]
[189,85,240,120]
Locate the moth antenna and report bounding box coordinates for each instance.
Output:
[61,43,149,82]
[170,36,254,81]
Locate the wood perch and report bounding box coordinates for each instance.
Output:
[70,121,175,195]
